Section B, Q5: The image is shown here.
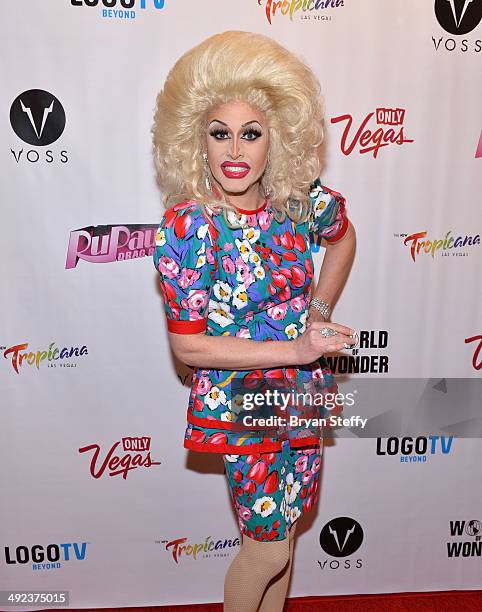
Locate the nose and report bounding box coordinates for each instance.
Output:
[227,136,242,159]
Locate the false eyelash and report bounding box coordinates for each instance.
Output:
[243,127,262,138]
[209,128,228,138]
[208,127,263,139]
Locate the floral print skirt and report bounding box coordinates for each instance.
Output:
[222,439,322,542]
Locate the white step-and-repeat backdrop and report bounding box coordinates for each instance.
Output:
[1,0,481,608]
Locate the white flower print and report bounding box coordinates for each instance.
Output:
[281,498,291,522]
[205,386,227,410]
[231,394,245,415]
[232,285,249,310]
[213,280,232,302]
[155,228,166,247]
[195,241,206,268]
[253,266,265,280]
[249,252,262,266]
[311,189,332,220]
[235,238,252,263]
[284,473,302,504]
[220,410,236,422]
[290,506,301,522]
[224,454,240,462]
[252,496,277,517]
[243,227,260,243]
[196,223,209,240]
[208,300,234,328]
[299,311,308,335]
[285,323,298,339]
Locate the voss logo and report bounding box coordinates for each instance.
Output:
[433,0,482,53]
[317,517,363,570]
[9,89,68,164]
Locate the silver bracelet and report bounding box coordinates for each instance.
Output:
[309,297,331,318]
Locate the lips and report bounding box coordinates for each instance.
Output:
[221,161,250,179]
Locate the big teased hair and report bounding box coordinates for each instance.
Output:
[151,30,325,224]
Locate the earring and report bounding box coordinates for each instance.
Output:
[264,154,271,198]
[202,152,212,191]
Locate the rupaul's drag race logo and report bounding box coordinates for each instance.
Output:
[258,0,344,24]
[70,0,165,20]
[476,130,482,157]
[66,223,156,268]
[1,342,88,374]
[465,333,482,370]
[395,230,481,261]
[330,107,414,158]
[157,535,240,564]
[78,436,161,480]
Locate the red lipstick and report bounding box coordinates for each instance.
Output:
[221,161,250,179]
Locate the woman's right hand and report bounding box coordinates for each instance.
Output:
[292,321,357,365]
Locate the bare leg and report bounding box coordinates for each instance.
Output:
[257,521,298,612]
[223,531,291,612]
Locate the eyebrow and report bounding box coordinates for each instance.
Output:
[208,119,262,128]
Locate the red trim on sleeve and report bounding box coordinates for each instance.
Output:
[166,317,208,334]
[324,213,349,243]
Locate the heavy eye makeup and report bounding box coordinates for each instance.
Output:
[208,126,263,141]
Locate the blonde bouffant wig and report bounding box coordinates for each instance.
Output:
[151,30,325,225]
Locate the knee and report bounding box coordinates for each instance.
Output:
[240,537,290,577]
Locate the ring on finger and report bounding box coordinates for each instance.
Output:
[320,327,338,338]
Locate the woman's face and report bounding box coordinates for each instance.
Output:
[204,100,269,198]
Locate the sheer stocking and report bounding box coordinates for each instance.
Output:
[223,521,298,612]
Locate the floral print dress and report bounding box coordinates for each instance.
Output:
[153,178,349,539]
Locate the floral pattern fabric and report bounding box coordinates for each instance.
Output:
[222,439,322,541]
[153,177,349,455]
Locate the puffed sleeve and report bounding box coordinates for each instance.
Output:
[153,201,216,334]
[308,177,349,243]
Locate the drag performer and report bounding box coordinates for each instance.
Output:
[151,30,357,612]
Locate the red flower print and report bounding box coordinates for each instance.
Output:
[243,480,257,494]
[247,460,268,484]
[272,272,288,289]
[278,286,291,301]
[280,231,294,250]
[279,267,292,279]
[207,432,228,445]
[162,280,176,301]
[290,265,306,288]
[263,470,279,493]
[246,454,261,465]
[294,232,306,252]
[190,429,206,443]
[174,212,192,239]
[269,253,281,266]
[168,299,180,319]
